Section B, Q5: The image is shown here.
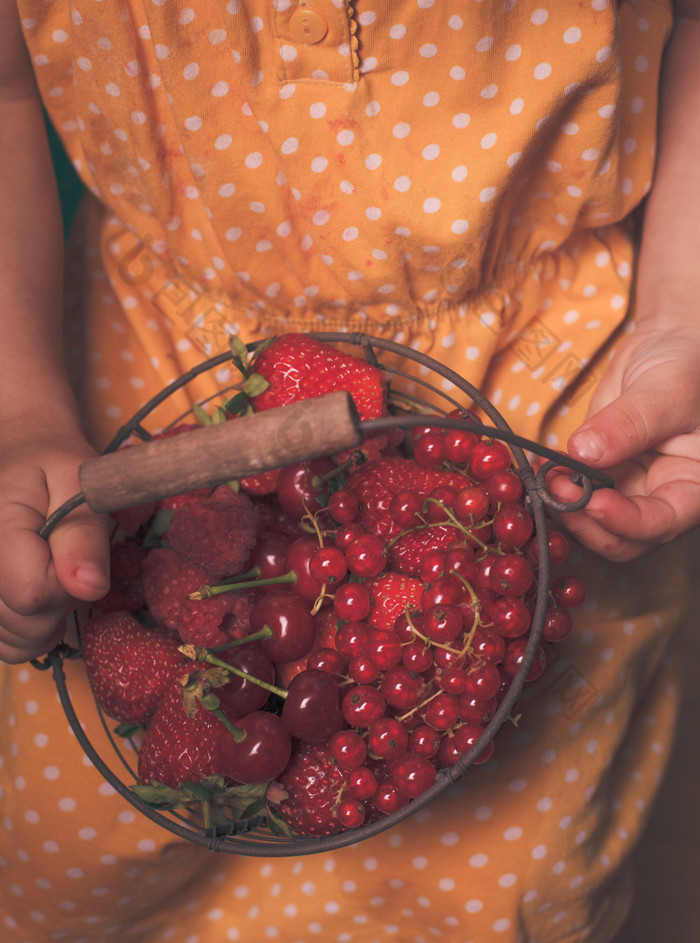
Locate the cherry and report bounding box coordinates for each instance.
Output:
[217,711,292,784]
[335,620,370,658]
[334,582,372,621]
[250,590,316,663]
[492,504,534,550]
[490,595,532,638]
[390,754,437,798]
[309,546,348,585]
[490,553,534,597]
[541,606,573,642]
[276,457,334,519]
[281,669,345,742]
[408,724,441,758]
[327,489,359,523]
[364,629,403,671]
[345,765,378,800]
[551,575,586,608]
[329,730,367,769]
[413,430,445,467]
[216,644,276,717]
[336,798,366,829]
[345,534,387,578]
[249,532,292,582]
[285,535,325,604]
[442,429,478,464]
[368,717,408,760]
[469,439,512,480]
[389,490,422,527]
[341,684,387,727]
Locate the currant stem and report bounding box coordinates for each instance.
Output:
[404,607,463,656]
[190,570,297,600]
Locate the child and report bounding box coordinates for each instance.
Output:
[1,1,699,941]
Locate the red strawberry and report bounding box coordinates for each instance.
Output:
[142,548,211,631]
[366,572,424,630]
[388,527,463,578]
[93,540,148,614]
[81,611,189,726]
[345,458,470,540]
[137,674,230,788]
[276,742,349,836]
[252,333,387,421]
[167,485,259,579]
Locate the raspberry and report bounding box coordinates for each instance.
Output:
[277,743,349,836]
[141,548,211,631]
[167,486,259,579]
[176,592,250,647]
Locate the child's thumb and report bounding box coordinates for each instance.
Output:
[567,377,693,469]
[49,508,111,603]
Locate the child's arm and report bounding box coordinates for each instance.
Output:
[0,0,109,663]
[557,0,700,561]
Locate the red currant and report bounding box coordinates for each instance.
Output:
[490,553,534,597]
[327,489,359,523]
[380,666,422,709]
[309,546,348,585]
[408,724,441,758]
[390,754,437,798]
[345,534,387,579]
[364,629,403,671]
[442,429,478,464]
[413,431,445,467]
[469,439,512,480]
[334,582,372,621]
[422,692,459,731]
[335,620,370,658]
[336,798,366,829]
[341,684,387,727]
[551,575,586,608]
[346,766,378,800]
[368,717,409,760]
[492,504,534,551]
[329,730,367,769]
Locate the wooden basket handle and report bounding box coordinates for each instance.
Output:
[79,392,362,513]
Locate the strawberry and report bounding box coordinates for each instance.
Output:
[345,457,470,540]
[366,572,424,630]
[93,540,148,614]
[276,742,349,836]
[251,333,387,421]
[141,548,212,631]
[81,611,189,726]
[137,673,231,788]
[167,485,259,580]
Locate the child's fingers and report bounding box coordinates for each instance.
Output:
[568,362,700,470]
[48,504,111,603]
[0,602,67,665]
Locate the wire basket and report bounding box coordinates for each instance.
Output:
[33,332,611,856]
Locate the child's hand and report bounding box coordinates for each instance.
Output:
[547,326,700,562]
[0,422,110,663]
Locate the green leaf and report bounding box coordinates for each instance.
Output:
[243,372,269,398]
[192,404,212,426]
[181,782,213,803]
[229,335,249,363]
[223,392,249,416]
[113,723,143,739]
[212,406,228,424]
[142,508,173,548]
[131,782,184,808]
[238,798,265,820]
[266,809,294,838]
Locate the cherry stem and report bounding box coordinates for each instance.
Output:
[195,692,247,742]
[209,627,273,652]
[311,454,358,490]
[179,645,289,700]
[190,570,297,600]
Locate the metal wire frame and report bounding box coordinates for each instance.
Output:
[33,332,611,856]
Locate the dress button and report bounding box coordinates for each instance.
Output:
[289,5,329,45]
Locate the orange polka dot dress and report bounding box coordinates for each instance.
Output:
[2,2,687,942]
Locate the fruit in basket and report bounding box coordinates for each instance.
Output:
[82,611,190,727]
[86,335,589,839]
